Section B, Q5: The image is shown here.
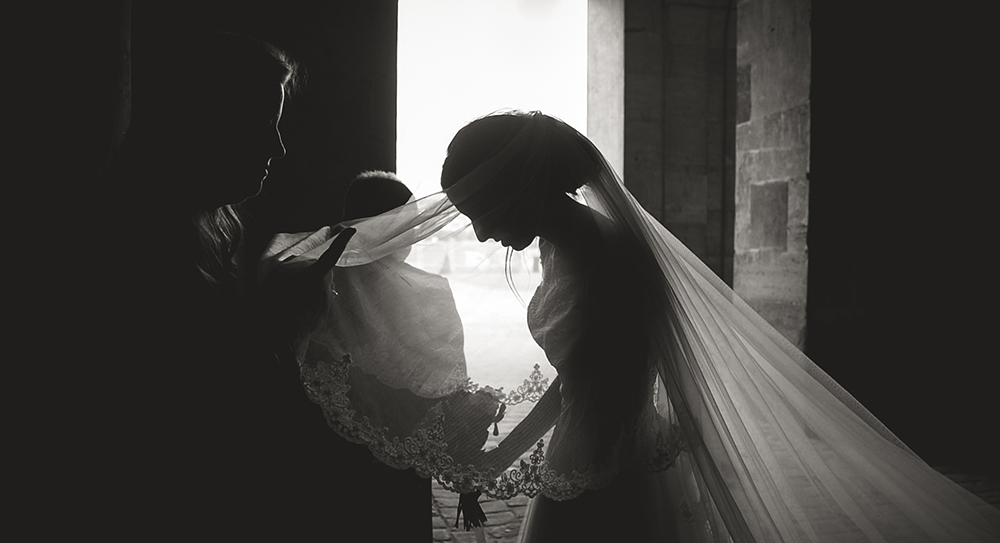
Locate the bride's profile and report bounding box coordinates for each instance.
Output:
[272,110,1000,542]
[440,112,682,541]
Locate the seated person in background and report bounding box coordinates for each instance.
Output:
[300,170,501,460]
[322,170,470,398]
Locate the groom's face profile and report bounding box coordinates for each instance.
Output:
[195,83,287,208]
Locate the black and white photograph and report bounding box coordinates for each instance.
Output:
[10,1,998,541]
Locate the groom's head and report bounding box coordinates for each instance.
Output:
[343,170,413,221]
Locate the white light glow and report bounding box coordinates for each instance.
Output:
[397,0,587,198]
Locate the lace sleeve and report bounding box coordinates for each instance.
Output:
[480,376,561,473]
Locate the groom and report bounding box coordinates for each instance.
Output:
[51,29,428,540]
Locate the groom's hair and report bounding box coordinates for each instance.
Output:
[343,170,413,221]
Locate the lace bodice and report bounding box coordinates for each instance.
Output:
[526,238,669,476]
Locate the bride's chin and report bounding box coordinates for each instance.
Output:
[498,237,531,251]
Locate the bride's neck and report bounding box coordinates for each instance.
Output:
[537,193,603,255]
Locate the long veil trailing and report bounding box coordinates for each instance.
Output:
[261,115,1000,542]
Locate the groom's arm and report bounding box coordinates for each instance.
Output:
[251,227,356,354]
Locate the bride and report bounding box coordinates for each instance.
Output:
[270,111,1000,542]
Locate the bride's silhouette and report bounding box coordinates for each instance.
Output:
[290,110,1000,542]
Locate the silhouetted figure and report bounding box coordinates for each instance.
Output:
[325,171,469,396]
[342,170,416,221]
[436,111,1000,541]
[48,32,440,540]
[305,171,486,540]
[275,170,504,539]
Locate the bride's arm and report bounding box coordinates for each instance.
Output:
[479,376,561,473]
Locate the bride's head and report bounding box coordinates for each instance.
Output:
[440,111,602,249]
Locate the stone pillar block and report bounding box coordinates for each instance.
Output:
[748,181,788,249]
[734,0,811,348]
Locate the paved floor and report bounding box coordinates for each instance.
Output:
[431,479,528,543]
[429,467,1000,543]
[425,257,1000,541]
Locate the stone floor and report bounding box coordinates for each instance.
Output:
[429,467,1000,543]
[934,466,1000,510]
[431,480,529,543]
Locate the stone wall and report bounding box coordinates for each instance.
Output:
[733,0,810,347]
[622,0,736,282]
[588,0,625,178]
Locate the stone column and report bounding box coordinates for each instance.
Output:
[620,0,735,281]
[588,0,625,178]
[734,0,810,347]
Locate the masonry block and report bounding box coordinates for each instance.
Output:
[665,222,707,257]
[705,77,727,128]
[627,30,665,75]
[754,49,810,118]
[733,164,752,248]
[625,118,664,171]
[737,147,809,185]
[704,123,726,170]
[706,168,725,211]
[622,0,736,279]
[625,0,663,32]
[736,0,763,64]
[758,103,810,149]
[706,208,725,256]
[707,4,732,45]
[734,0,811,346]
[762,146,808,182]
[666,43,709,80]
[741,298,806,347]
[748,181,788,250]
[663,172,708,223]
[625,72,664,121]
[786,177,807,227]
[625,119,665,218]
[736,64,752,123]
[787,174,809,251]
[733,249,808,303]
[664,81,709,164]
[664,4,710,46]
[735,121,757,151]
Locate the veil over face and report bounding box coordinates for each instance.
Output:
[263,112,1000,542]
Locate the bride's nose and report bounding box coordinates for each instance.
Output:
[472,222,490,243]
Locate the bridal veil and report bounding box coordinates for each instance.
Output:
[262,112,1000,542]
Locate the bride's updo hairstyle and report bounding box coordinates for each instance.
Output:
[440,111,604,212]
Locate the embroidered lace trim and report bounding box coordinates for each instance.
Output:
[300,354,685,500]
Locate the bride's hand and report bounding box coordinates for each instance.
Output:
[255,227,356,352]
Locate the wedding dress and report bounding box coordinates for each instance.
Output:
[261,113,1000,542]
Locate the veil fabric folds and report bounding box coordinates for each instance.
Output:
[262,116,1000,542]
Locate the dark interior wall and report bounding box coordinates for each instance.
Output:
[13,2,132,211]
[11,1,132,518]
[130,1,398,263]
[808,5,996,476]
[15,3,425,533]
[13,0,132,393]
